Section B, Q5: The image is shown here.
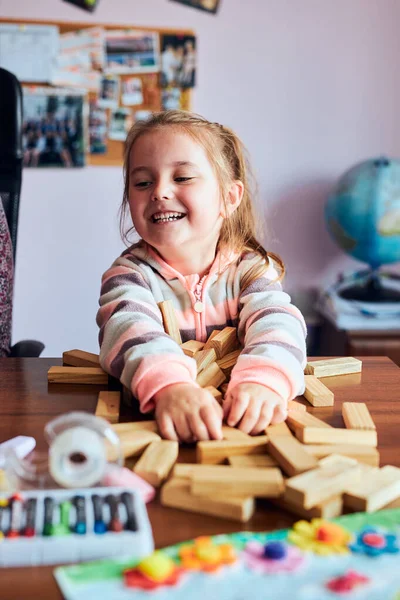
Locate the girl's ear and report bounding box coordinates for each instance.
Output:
[220,180,244,218]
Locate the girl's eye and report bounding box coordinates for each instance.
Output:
[175,177,193,182]
[134,181,152,188]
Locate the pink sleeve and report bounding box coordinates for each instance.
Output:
[132,353,200,413]
[227,259,307,403]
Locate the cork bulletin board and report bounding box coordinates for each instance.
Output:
[0,17,194,167]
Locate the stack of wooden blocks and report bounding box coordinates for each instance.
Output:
[158,300,240,399]
[47,300,400,523]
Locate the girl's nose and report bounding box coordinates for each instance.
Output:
[152,182,173,201]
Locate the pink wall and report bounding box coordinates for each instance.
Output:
[1,0,399,355]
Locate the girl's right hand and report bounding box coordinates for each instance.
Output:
[154,383,223,443]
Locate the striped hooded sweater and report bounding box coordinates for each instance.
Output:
[97,242,307,413]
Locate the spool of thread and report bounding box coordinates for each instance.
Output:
[49,426,106,488]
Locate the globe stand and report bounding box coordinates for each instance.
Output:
[338,271,400,303]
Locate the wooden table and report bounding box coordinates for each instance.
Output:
[1,356,400,598]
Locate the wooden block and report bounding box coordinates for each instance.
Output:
[285,456,361,509]
[191,466,284,498]
[266,421,292,438]
[299,427,378,446]
[161,478,255,523]
[286,410,332,437]
[110,430,161,459]
[228,454,278,468]
[303,375,334,407]
[268,434,318,476]
[180,340,205,358]
[222,425,251,441]
[195,348,217,374]
[303,444,380,466]
[95,391,120,424]
[173,463,211,479]
[134,440,179,487]
[342,402,376,430]
[62,349,100,368]
[158,300,182,345]
[203,329,220,349]
[343,465,400,512]
[208,327,238,359]
[271,495,343,520]
[204,386,223,404]
[48,366,108,385]
[318,454,365,468]
[288,400,307,412]
[173,463,239,479]
[196,362,226,389]
[197,436,269,464]
[216,349,241,377]
[305,357,362,378]
[382,496,400,510]
[111,421,158,434]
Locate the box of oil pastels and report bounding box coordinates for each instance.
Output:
[0,487,154,567]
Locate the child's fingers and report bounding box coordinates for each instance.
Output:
[174,414,194,443]
[222,393,233,419]
[270,403,288,425]
[213,398,224,419]
[237,398,262,434]
[157,413,179,441]
[187,411,210,441]
[226,392,250,427]
[249,401,276,435]
[200,405,223,440]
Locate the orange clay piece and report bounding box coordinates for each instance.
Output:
[178,536,236,572]
[315,522,349,545]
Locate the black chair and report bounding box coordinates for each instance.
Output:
[0,67,44,357]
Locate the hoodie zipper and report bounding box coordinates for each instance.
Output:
[190,273,211,341]
[193,274,207,313]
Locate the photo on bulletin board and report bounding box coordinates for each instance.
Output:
[105,30,160,74]
[141,73,161,111]
[134,109,153,122]
[22,87,86,168]
[169,0,220,14]
[89,102,108,154]
[98,75,120,109]
[109,107,133,141]
[161,34,196,88]
[121,77,144,106]
[162,87,182,110]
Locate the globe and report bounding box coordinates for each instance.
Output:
[325,157,400,302]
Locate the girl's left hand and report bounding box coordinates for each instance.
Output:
[223,383,287,435]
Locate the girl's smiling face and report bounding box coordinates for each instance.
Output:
[128,128,224,267]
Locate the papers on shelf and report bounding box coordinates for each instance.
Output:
[52,26,105,92]
[0,23,59,83]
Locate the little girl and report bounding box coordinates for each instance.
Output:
[97,110,307,442]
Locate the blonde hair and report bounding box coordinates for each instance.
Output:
[120,110,285,287]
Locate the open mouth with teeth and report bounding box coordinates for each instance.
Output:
[151,212,186,223]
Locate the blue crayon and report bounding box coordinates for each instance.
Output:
[73,496,86,535]
[92,494,106,534]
